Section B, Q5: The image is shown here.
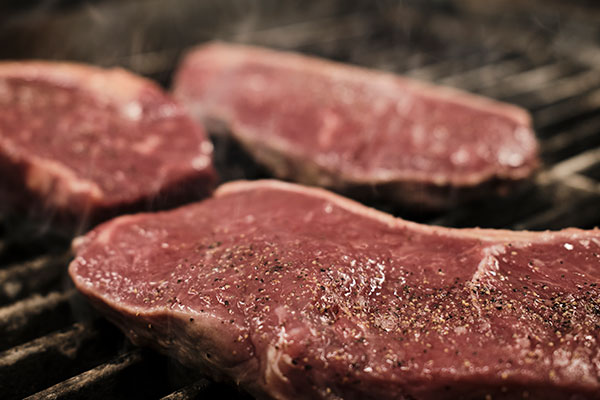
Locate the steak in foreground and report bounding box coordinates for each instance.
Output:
[0,61,216,231]
[173,42,539,209]
[69,180,600,399]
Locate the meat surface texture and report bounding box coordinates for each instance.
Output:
[173,42,539,208]
[70,180,600,400]
[0,61,216,230]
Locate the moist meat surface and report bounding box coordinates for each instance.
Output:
[69,180,600,400]
[0,62,216,228]
[173,42,538,207]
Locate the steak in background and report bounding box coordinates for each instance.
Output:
[0,61,216,232]
[70,180,600,400]
[173,42,539,209]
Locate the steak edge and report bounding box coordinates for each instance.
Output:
[0,61,216,230]
[173,42,539,208]
[69,180,600,399]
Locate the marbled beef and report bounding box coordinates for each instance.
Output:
[69,180,600,399]
[0,61,216,230]
[173,42,539,209]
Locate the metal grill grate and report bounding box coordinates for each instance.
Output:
[1,1,600,398]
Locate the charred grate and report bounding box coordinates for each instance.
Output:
[1,0,600,399]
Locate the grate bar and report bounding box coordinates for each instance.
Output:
[117,12,380,79]
[436,57,531,90]
[0,290,75,351]
[512,69,600,110]
[479,62,580,100]
[533,87,600,131]
[404,51,508,81]
[25,350,144,400]
[0,322,97,369]
[367,50,432,74]
[343,44,432,73]
[231,13,374,50]
[561,173,600,196]
[0,322,109,399]
[542,113,600,163]
[554,39,600,72]
[541,146,600,184]
[0,252,71,305]
[160,379,215,400]
[160,379,253,400]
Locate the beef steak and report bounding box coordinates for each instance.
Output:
[173,42,538,209]
[69,180,600,399]
[0,61,216,230]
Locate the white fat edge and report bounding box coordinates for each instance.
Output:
[263,326,291,389]
[93,214,143,245]
[471,244,506,284]
[467,244,507,330]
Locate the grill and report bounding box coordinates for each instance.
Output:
[2,1,600,398]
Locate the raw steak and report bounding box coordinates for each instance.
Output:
[173,42,539,209]
[69,180,600,400]
[0,61,216,230]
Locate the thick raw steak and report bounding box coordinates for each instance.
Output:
[173,42,538,208]
[0,61,216,229]
[70,180,600,399]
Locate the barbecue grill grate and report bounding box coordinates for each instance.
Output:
[1,1,600,398]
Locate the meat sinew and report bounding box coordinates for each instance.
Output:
[70,180,600,400]
[0,61,216,230]
[173,42,539,209]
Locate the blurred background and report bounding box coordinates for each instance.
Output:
[3,0,599,230]
[2,0,600,229]
[1,1,600,399]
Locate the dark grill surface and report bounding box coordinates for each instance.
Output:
[1,1,600,399]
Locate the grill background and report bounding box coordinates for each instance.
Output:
[1,0,600,398]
